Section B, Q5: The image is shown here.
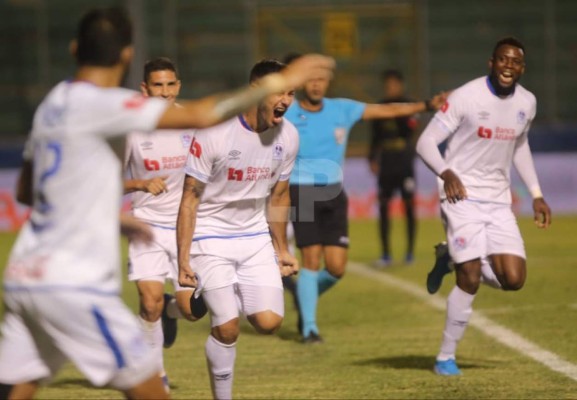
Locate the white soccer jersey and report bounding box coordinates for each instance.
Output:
[125,129,193,227]
[184,116,299,240]
[4,81,168,293]
[431,76,536,203]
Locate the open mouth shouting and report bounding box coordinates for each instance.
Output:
[273,106,287,125]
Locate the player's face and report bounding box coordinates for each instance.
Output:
[141,70,181,103]
[489,44,525,90]
[257,88,296,130]
[302,75,330,105]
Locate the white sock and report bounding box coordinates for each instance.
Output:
[480,257,502,289]
[138,316,165,374]
[166,297,184,319]
[437,286,475,361]
[205,335,236,400]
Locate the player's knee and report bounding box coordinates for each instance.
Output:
[457,274,481,294]
[139,295,163,321]
[212,320,240,344]
[501,276,525,291]
[248,311,283,335]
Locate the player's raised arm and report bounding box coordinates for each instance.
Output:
[176,174,205,288]
[362,91,449,120]
[156,54,335,130]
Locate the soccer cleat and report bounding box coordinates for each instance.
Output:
[404,252,414,265]
[426,242,453,294]
[302,331,324,344]
[161,373,170,393]
[373,255,392,269]
[161,294,178,349]
[189,291,208,320]
[434,359,461,376]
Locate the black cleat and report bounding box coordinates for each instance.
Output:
[189,291,208,320]
[302,332,324,344]
[162,293,178,348]
[426,242,453,294]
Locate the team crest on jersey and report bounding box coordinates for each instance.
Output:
[334,127,346,144]
[273,143,284,160]
[517,110,527,124]
[181,133,192,148]
[453,237,467,251]
[189,138,202,158]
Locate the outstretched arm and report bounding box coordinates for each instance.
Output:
[157,54,335,130]
[176,175,205,288]
[267,179,299,277]
[362,92,448,120]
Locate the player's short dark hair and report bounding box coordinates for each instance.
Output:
[249,59,286,83]
[75,7,133,67]
[492,37,526,58]
[382,69,404,81]
[282,52,302,65]
[143,57,179,82]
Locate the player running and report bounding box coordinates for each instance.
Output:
[416,37,551,376]
[176,59,299,400]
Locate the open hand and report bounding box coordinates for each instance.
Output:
[441,169,467,203]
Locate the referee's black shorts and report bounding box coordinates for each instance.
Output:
[289,183,349,249]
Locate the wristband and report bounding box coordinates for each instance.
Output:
[530,186,543,199]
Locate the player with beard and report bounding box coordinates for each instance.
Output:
[176,59,300,399]
[416,37,551,375]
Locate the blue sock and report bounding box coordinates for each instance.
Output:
[317,269,340,295]
[297,269,319,336]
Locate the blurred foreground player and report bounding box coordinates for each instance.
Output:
[176,59,299,400]
[0,7,334,399]
[416,37,551,375]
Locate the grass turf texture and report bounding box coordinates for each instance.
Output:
[0,216,576,399]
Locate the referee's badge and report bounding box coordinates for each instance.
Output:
[334,127,346,144]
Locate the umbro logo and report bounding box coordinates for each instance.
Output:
[478,111,490,120]
[140,141,153,150]
[228,150,241,160]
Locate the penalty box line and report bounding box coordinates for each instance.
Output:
[348,262,577,382]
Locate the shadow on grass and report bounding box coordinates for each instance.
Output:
[353,355,496,371]
[52,378,179,391]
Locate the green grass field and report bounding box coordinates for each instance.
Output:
[1,216,576,399]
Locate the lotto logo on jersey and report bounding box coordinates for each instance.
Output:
[144,159,160,171]
[477,126,493,139]
[189,138,202,158]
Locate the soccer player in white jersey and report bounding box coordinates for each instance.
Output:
[124,57,207,391]
[416,37,552,376]
[177,59,300,400]
[0,6,334,399]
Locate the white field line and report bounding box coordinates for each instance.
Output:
[348,262,577,382]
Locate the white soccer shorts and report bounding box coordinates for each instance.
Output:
[0,289,158,390]
[127,225,188,291]
[440,200,526,264]
[189,234,284,327]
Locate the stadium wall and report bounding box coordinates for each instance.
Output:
[1,154,574,232]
